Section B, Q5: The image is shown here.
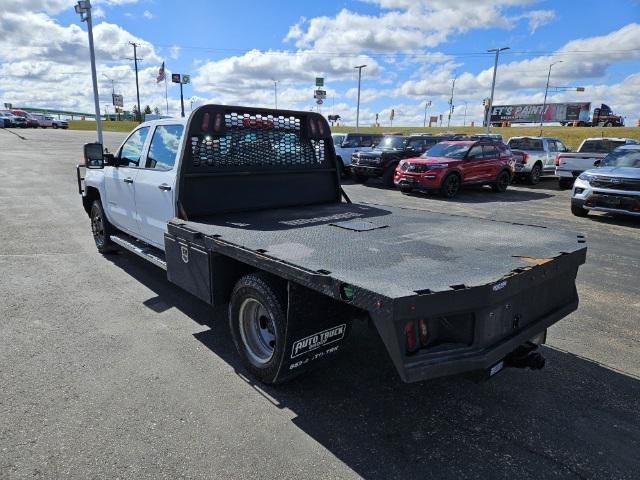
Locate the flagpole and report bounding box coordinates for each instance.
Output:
[164,74,169,115]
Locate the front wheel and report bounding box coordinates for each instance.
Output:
[90,200,117,253]
[439,173,461,198]
[491,170,510,193]
[571,203,589,217]
[53,124,58,129]
[352,173,368,184]
[382,166,396,188]
[528,163,542,185]
[229,273,288,384]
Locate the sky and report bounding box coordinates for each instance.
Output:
[0,0,639,126]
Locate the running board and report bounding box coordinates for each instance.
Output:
[110,234,167,270]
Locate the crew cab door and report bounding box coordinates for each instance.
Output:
[104,126,150,235]
[462,144,484,181]
[481,144,501,178]
[133,123,184,249]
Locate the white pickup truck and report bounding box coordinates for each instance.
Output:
[507,136,570,185]
[75,105,587,385]
[556,137,639,189]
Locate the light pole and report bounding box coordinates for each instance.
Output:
[354,65,367,131]
[447,76,456,128]
[75,0,102,144]
[485,46,509,133]
[423,100,432,128]
[462,101,468,126]
[540,60,563,133]
[272,80,278,110]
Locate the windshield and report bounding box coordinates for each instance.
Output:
[508,138,543,151]
[423,143,470,159]
[377,136,407,150]
[601,150,640,168]
[580,140,626,153]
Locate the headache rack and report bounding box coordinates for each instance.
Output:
[176,105,341,219]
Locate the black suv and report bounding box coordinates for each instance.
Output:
[350,135,441,187]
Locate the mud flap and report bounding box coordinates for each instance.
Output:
[272,281,357,383]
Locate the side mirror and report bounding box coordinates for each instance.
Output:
[593,159,601,167]
[84,142,104,169]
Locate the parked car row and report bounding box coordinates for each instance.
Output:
[0,110,68,129]
[332,133,516,198]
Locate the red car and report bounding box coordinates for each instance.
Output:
[394,140,515,198]
[11,110,40,128]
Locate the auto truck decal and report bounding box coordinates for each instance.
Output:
[291,324,346,359]
[181,246,189,263]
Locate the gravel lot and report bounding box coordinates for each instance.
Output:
[1,128,639,479]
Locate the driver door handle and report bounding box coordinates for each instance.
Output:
[158,184,171,191]
[123,177,134,184]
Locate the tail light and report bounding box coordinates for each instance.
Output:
[418,319,429,346]
[521,152,529,164]
[405,321,417,352]
[555,155,561,166]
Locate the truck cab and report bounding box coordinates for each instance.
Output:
[81,118,186,250]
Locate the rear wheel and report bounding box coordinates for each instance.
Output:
[571,203,589,217]
[528,163,542,185]
[558,178,574,190]
[439,173,461,198]
[90,200,117,253]
[229,273,287,384]
[491,170,510,193]
[604,122,612,127]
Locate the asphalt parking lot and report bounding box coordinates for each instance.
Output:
[1,128,639,479]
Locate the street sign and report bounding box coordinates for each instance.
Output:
[112,94,123,108]
[171,73,181,83]
[182,74,190,84]
[313,89,326,99]
[315,77,324,87]
[316,99,323,105]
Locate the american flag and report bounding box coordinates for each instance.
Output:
[156,62,165,83]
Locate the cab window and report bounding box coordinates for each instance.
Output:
[467,145,483,158]
[146,124,184,170]
[482,145,499,157]
[119,127,150,166]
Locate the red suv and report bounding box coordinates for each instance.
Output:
[394,140,514,198]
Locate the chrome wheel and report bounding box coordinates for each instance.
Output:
[238,298,277,366]
[91,205,105,248]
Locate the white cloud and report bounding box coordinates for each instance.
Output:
[285,1,554,53]
[143,10,153,19]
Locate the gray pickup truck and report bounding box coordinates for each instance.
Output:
[78,104,587,385]
[507,136,570,184]
[556,137,639,189]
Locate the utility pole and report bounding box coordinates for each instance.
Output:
[273,80,278,109]
[447,76,456,128]
[423,100,431,128]
[75,0,102,144]
[540,60,563,134]
[354,64,366,131]
[485,46,509,133]
[129,41,142,122]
